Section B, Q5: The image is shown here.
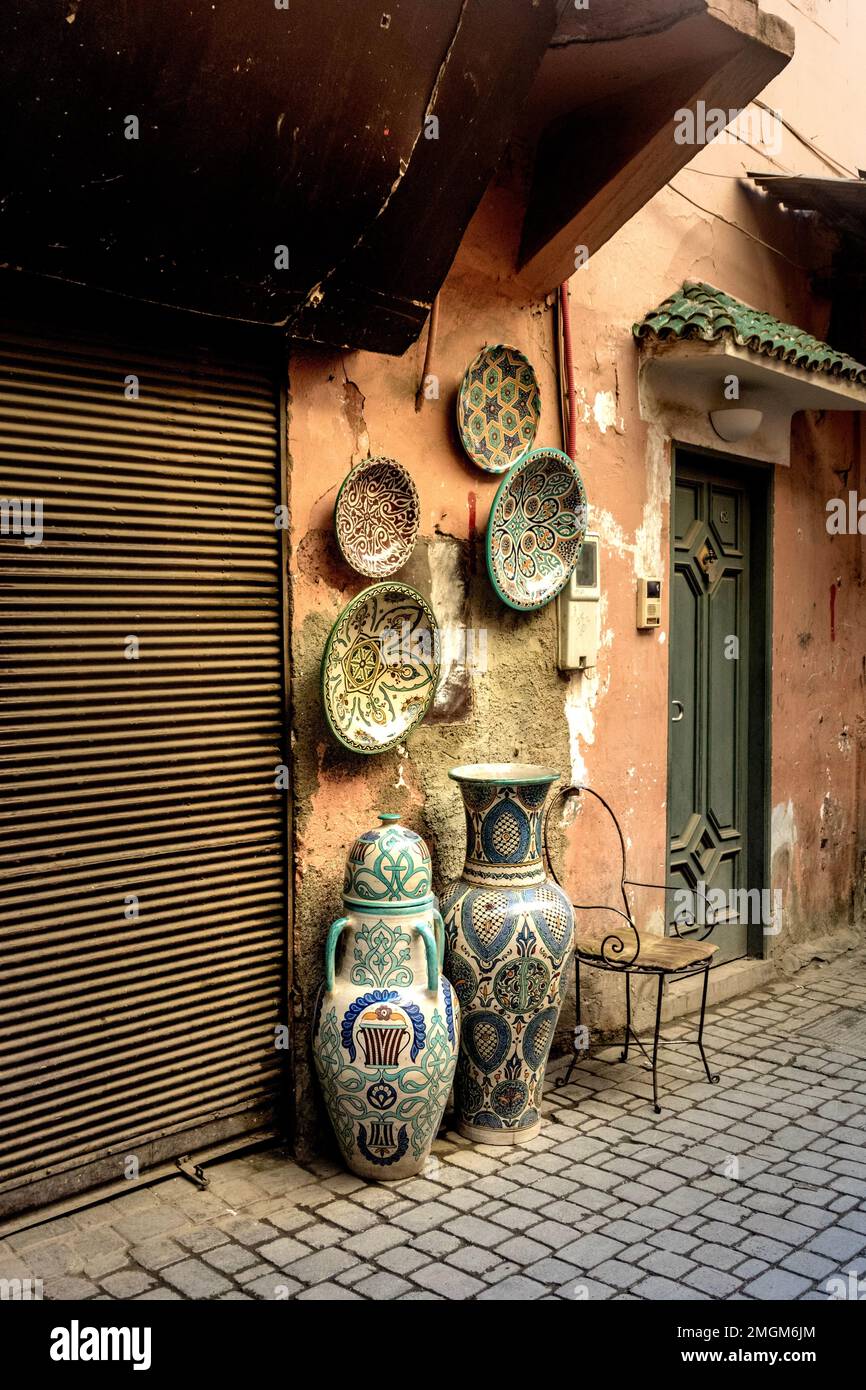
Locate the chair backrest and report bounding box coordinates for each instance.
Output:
[543,784,642,967]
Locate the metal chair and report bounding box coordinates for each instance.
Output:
[544,784,720,1113]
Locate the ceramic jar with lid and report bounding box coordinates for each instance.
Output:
[312,813,459,1179]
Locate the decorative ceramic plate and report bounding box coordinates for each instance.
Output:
[486,447,588,611]
[322,582,440,754]
[457,344,541,473]
[334,456,420,578]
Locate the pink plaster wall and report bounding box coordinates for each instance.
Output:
[287,0,866,1138]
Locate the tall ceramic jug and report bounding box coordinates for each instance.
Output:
[441,764,574,1143]
[312,812,459,1180]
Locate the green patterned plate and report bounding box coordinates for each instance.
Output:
[322,582,440,754]
[457,344,541,474]
[486,447,588,611]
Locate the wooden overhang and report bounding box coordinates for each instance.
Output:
[517,0,794,295]
[0,1,793,355]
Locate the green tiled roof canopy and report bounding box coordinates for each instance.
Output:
[633,281,866,384]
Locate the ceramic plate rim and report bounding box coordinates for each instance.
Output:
[485,446,588,613]
[321,581,440,755]
[333,455,421,578]
[456,343,541,475]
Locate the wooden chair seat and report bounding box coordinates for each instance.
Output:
[575,930,718,974]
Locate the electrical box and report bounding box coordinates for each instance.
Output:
[556,533,600,672]
[637,577,662,629]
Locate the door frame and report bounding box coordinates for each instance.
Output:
[666,442,774,960]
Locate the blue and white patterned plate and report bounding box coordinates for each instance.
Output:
[486,447,588,611]
[322,582,440,754]
[457,344,541,474]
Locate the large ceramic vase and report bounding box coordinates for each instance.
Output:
[441,764,574,1143]
[312,812,459,1180]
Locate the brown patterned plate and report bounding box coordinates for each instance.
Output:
[334,456,420,578]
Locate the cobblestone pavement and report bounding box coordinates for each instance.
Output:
[4,951,866,1302]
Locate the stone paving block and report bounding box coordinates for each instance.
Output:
[336,1261,375,1286]
[639,1248,696,1280]
[633,1275,706,1300]
[288,1222,344,1250]
[743,1269,811,1299]
[44,1275,100,1300]
[477,1275,547,1300]
[409,1230,461,1257]
[354,1271,413,1299]
[694,1220,743,1247]
[603,1219,654,1245]
[555,1276,618,1300]
[684,1267,742,1298]
[313,1200,379,1233]
[649,1229,701,1256]
[134,1288,183,1300]
[411,1263,486,1299]
[161,1258,233,1298]
[743,1212,815,1246]
[100,1269,154,1298]
[22,1242,83,1279]
[111,1207,191,1245]
[610,1180,666,1206]
[694,1242,744,1272]
[177,1227,231,1254]
[523,1255,584,1285]
[739,1234,794,1263]
[590,1258,644,1289]
[443,1214,510,1246]
[494,1235,550,1265]
[781,1250,837,1281]
[396,1201,460,1235]
[558,1233,624,1269]
[376,1245,429,1276]
[654,1187,716,1217]
[251,1236,310,1269]
[806,1227,866,1261]
[286,1246,358,1285]
[222,1217,281,1247]
[445,1244,502,1276]
[129,1237,186,1271]
[200,1243,256,1275]
[342,1225,408,1260]
[526,1219,582,1249]
[297,1281,362,1300]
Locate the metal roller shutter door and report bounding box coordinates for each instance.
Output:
[0,324,288,1217]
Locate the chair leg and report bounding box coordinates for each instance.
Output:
[697,962,720,1085]
[620,972,631,1062]
[651,974,664,1114]
[557,954,581,1088]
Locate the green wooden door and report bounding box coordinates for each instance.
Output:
[669,458,758,963]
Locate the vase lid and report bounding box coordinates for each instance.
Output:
[343,812,434,911]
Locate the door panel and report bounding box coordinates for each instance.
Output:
[669,462,755,963]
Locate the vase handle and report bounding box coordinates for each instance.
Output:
[432,909,445,969]
[416,919,440,994]
[324,916,349,992]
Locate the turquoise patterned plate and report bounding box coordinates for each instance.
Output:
[322,582,440,754]
[457,344,541,474]
[486,447,588,611]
